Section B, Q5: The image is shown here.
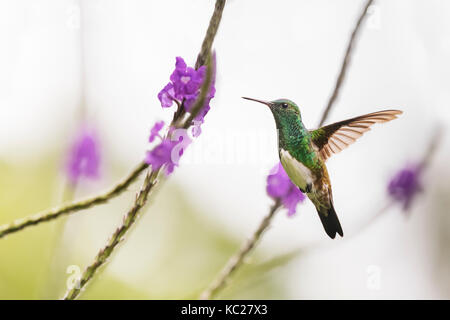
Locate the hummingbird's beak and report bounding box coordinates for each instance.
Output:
[242,97,271,106]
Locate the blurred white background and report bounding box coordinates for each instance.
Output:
[1,0,450,299]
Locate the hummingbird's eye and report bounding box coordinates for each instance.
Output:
[281,103,288,109]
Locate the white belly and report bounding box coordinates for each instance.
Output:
[280,149,314,192]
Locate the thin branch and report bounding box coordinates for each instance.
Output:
[318,0,374,127]
[173,0,224,124]
[195,0,225,69]
[199,0,374,300]
[420,126,443,170]
[182,54,214,128]
[63,168,159,300]
[199,199,281,300]
[0,162,148,239]
[62,0,226,300]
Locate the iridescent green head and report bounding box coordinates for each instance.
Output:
[242,97,302,128]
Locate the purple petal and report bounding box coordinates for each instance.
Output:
[157,55,217,141]
[387,164,422,211]
[149,121,165,143]
[158,83,175,108]
[175,56,187,71]
[266,162,306,215]
[283,187,306,216]
[145,130,192,175]
[266,163,291,198]
[145,139,174,170]
[66,127,101,183]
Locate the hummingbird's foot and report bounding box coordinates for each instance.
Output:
[300,183,312,194]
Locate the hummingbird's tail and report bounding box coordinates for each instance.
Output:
[317,202,344,239]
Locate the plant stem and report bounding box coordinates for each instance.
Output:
[0,162,148,239]
[195,0,226,69]
[182,54,214,129]
[318,0,374,127]
[63,168,159,300]
[420,126,443,170]
[199,0,374,300]
[62,0,226,300]
[199,199,280,300]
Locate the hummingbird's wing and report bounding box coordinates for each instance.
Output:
[311,110,402,161]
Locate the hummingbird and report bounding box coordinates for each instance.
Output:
[243,97,402,239]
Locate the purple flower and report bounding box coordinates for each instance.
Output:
[66,127,101,184]
[170,58,206,110]
[149,121,165,143]
[283,187,306,216]
[388,164,422,211]
[267,162,306,216]
[145,139,174,172]
[157,83,175,108]
[146,129,192,175]
[267,163,291,197]
[158,57,206,110]
[157,55,217,137]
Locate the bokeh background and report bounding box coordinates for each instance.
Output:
[1,0,449,299]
